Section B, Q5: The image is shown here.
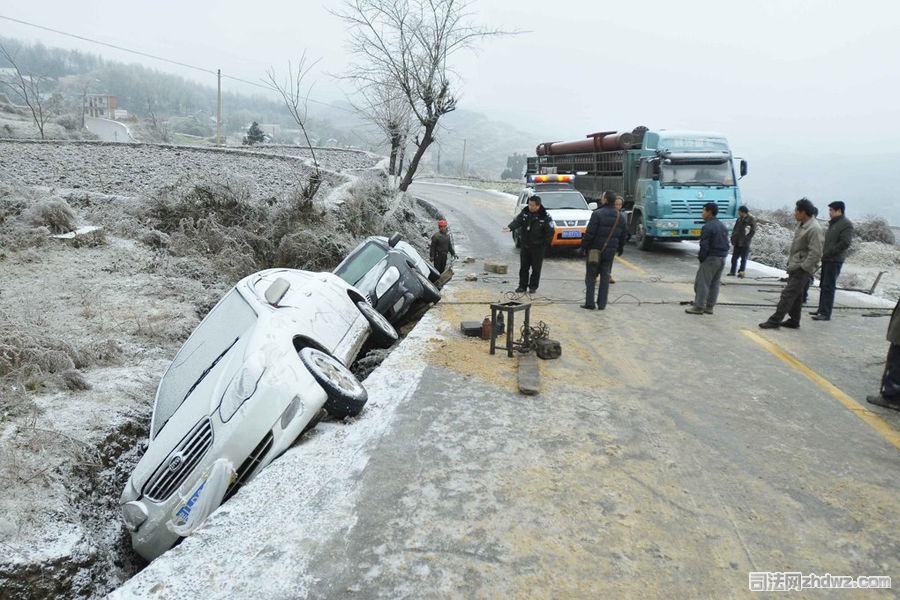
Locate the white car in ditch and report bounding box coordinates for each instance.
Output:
[119,269,397,561]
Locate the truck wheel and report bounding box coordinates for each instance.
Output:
[635,221,653,251]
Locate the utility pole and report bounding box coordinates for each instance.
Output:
[459,138,466,178]
[216,69,222,146]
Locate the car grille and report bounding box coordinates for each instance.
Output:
[142,418,213,502]
[556,220,587,227]
[223,431,274,502]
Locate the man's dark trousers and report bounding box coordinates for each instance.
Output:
[585,256,614,309]
[519,246,545,290]
[767,269,811,324]
[816,260,843,318]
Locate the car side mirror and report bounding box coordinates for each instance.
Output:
[388,232,402,247]
[588,202,598,210]
[265,277,290,306]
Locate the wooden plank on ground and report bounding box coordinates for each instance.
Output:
[517,350,540,395]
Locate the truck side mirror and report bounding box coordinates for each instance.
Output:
[740,159,748,178]
[651,160,660,179]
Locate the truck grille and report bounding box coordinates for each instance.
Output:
[142,418,213,502]
[670,198,727,215]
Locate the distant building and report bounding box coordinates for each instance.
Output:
[85,94,118,119]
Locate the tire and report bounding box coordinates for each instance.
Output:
[415,270,442,304]
[356,300,398,348]
[298,347,368,418]
[634,218,653,251]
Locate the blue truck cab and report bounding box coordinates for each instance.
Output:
[632,130,747,250]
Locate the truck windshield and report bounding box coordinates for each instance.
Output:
[535,191,589,210]
[661,162,734,187]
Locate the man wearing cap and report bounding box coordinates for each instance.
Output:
[503,195,553,294]
[727,205,757,278]
[429,219,456,273]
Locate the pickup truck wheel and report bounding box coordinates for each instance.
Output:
[298,347,368,418]
[416,271,442,304]
[356,300,398,348]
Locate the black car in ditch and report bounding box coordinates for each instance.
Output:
[333,233,443,325]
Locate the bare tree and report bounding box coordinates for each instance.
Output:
[350,77,413,177]
[265,53,323,200]
[0,42,57,139]
[146,98,170,143]
[333,0,508,191]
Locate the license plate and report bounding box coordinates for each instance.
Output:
[560,230,582,239]
[690,229,701,236]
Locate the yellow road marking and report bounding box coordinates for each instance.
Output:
[742,328,900,451]
[615,255,647,275]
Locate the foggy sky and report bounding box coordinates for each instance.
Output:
[2,0,899,219]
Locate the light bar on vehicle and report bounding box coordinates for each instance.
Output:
[528,174,575,184]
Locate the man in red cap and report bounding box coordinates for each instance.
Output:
[430,219,456,273]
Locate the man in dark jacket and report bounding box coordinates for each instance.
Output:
[580,190,628,310]
[686,202,730,314]
[868,297,900,410]
[728,205,757,278]
[503,195,553,294]
[429,219,456,273]
[810,201,854,321]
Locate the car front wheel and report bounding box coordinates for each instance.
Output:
[298,347,368,418]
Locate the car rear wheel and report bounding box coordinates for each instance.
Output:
[356,300,398,348]
[298,347,368,418]
[415,271,441,304]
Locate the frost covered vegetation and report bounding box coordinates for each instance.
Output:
[0,140,439,599]
[748,208,897,274]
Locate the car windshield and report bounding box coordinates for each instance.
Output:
[152,289,258,438]
[334,241,388,285]
[535,191,589,210]
[661,162,735,186]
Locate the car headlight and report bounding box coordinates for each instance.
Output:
[375,265,401,298]
[218,353,266,421]
[548,219,557,229]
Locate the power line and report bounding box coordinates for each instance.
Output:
[0,13,347,110]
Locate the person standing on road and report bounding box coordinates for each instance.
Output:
[580,190,627,310]
[610,195,626,284]
[759,197,824,330]
[727,205,757,278]
[810,201,854,321]
[429,219,456,274]
[685,202,730,315]
[503,195,553,294]
[867,297,900,411]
